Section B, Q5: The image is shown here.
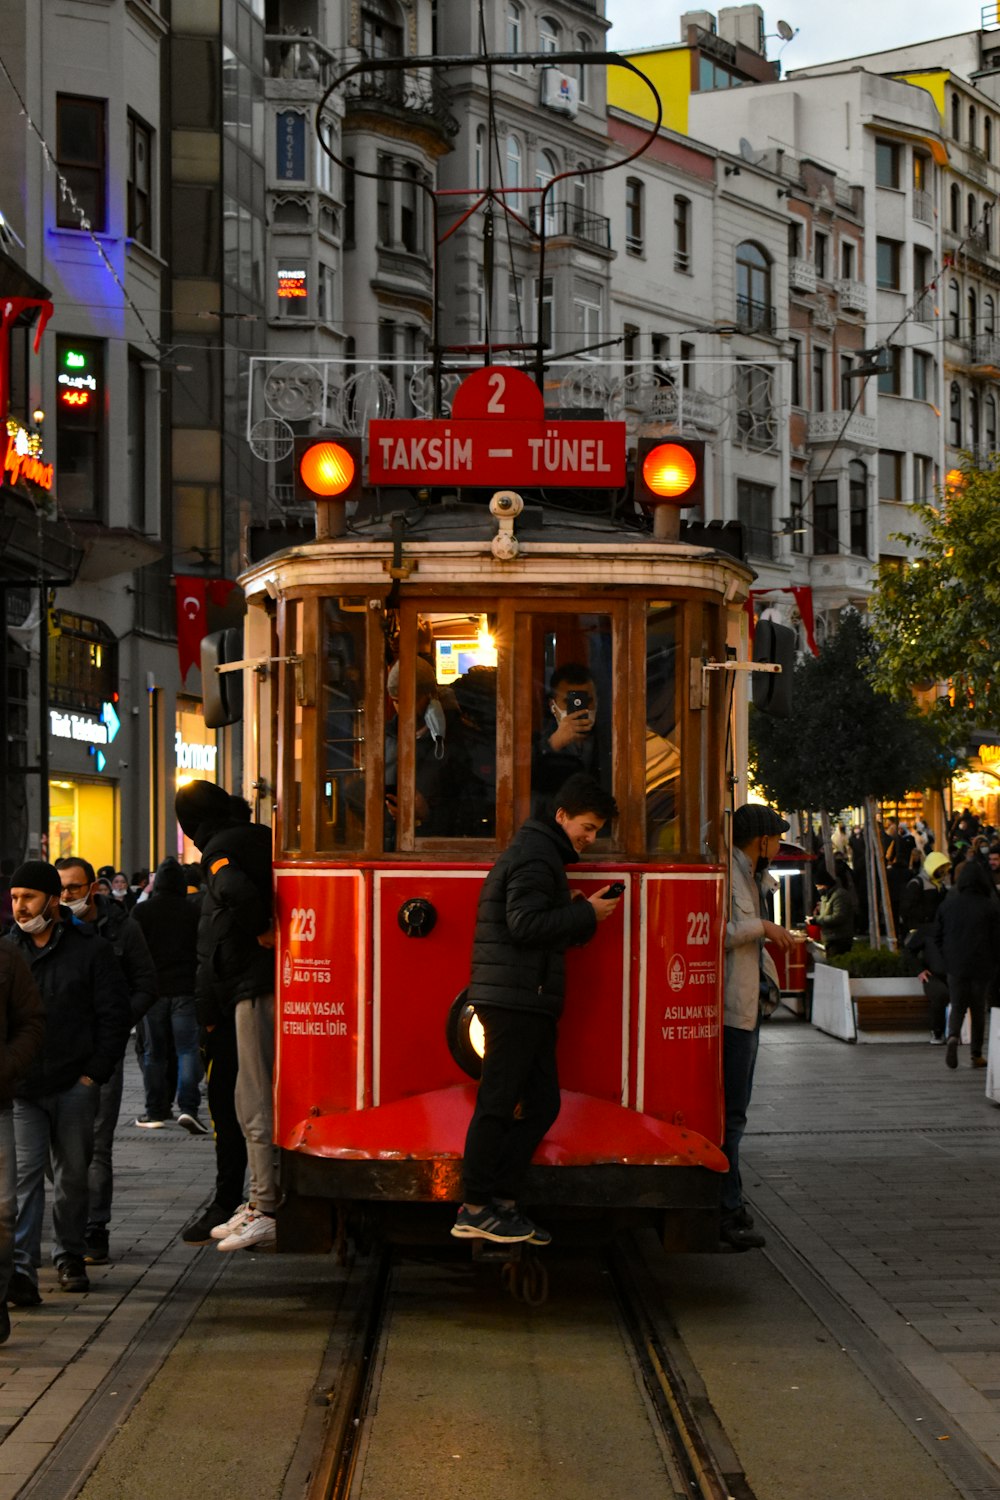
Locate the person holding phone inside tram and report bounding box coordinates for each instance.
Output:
[532,663,603,815]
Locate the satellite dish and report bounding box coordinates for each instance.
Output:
[739,138,758,164]
[776,19,795,41]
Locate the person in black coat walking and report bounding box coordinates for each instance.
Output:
[131,858,205,1132]
[934,858,1000,1069]
[451,773,622,1245]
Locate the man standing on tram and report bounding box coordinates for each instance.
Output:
[452,772,622,1245]
[723,805,795,1252]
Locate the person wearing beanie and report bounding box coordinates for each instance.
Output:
[722,805,794,1252]
[53,856,158,1267]
[4,861,131,1301]
[811,864,856,960]
[131,858,205,1136]
[175,781,272,1252]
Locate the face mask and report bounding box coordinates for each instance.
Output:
[111,887,127,901]
[551,702,595,729]
[61,896,90,917]
[16,911,54,935]
[424,699,446,759]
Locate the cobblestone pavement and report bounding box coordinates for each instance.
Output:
[746,1011,1000,1475]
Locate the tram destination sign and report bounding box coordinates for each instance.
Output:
[368,366,626,488]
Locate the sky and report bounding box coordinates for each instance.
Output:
[602,1,986,72]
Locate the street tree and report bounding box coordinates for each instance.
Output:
[869,461,1000,726]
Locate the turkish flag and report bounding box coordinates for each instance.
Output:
[175,576,208,681]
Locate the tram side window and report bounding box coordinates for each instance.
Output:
[528,613,614,825]
[646,604,680,852]
[285,600,303,852]
[384,612,498,848]
[318,598,367,852]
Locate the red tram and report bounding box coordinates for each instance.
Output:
[220,364,761,1253]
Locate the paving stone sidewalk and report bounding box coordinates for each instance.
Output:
[746,1011,1000,1474]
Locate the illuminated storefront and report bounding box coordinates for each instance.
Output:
[48,777,118,868]
[952,735,1000,828]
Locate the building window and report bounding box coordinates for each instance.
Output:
[812,346,827,411]
[538,14,559,52]
[839,353,853,409]
[876,238,901,289]
[951,183,961,232]
[573,278,602,349]
[400,162,422,253]
[912,153,928,192]
[914,246,931,298]
[875,140,899,188]
[56,336,105,516]
[536,149,558,234]
[376,152,392,244]
[970,391,981,453]
[878,449,903,501]
[127,114,152,246]
[736,364,775,449]
[813,479,838,555]
[49,614,118,715]
[814,231,828,280]
[877,345,901,395]
[623,322,639,374]
[789,338,802,406]
[475,126,486,190]
[506,134,522,190]
[949,382,962,446]
[507,273,523,338]
[344,157,355,245]
[674,196,690,272]
[317,262,335,323]
[849,460,868,556]
[914,453,935,501]
[949,279,961,338]
[625,177,643,254]
[576,34,592,104]
[986,117,994,161]
[680,340,695,389]
[968,287,978,339]
[788,220,803,258]
[127,356,147,532]
[986,294,996,335]
[56,95,106,231]
[789,476,805,554]
[534,275,553,349]
[841,240,856,280]
[913,350,933,402]
[968,193,977,231]
[506,2,522,65]
[735,242,772,331]
[986,394,997,452]
[970,104,977,144]
[951,91,961,139]
[736,479,774,559]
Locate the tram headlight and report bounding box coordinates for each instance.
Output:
[633,438,706,510]
[446,990,485,1081]
[293,434,364,506]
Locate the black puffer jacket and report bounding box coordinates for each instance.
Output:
[131,860,200,996]
[934,860,1000,980]
[468,817,597,1019]
[86,894,159,1020]
[2,918,132,1098]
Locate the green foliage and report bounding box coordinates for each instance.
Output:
[869,460,1000,727]
[749,611,946,811]
[823,945,921,978]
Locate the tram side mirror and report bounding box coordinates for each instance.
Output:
[752,620,795,719]
[202,628,244,728]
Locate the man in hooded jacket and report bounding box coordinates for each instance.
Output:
[175,782,276,1251]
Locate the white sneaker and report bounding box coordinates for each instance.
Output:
[217,1210,277,1253]
[210,1202,252,1241]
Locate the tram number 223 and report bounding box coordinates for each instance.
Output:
[686,911,712,946]
[290,907,317,943]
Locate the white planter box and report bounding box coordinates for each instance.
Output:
[811,963,855,1042]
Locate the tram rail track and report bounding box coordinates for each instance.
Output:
[305,1231,755,1500]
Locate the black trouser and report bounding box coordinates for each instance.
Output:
[461,1006,561,1205]
[204,1018,248,1213]
[925,974,949,1038]
[947,975,988,1057]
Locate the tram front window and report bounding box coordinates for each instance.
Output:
[646,603,680,853]
[528,613,614,826]
[385,612,498,848]
[318,598,367,852]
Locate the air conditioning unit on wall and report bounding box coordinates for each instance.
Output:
[540,68,578,117]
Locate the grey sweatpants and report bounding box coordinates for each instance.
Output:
[234,993,279,1214]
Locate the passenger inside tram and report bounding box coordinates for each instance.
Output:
[529,614,613,823]
[645,603,680,852]
[384,656,462,843]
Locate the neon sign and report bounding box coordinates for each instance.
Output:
[277,267,307,299]
[3,418,53,491]
[58,346,98,405]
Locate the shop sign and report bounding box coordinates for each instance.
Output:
[980,744,1000,767]
[277,267,307,300]
[3,418,53,491]
[58,346,98,408]
[50,708,109,745]
[276,111,306,180]
[175,732,217,773]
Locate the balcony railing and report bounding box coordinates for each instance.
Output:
[913,291,935,324]
[343,67,459,138]
[807,409,877,446]
[836,278,868,314]
[789,258,817,293]
[966,144,988,184]
[527,202,611,250]
[735,295,777,335]
[913,188,934,224]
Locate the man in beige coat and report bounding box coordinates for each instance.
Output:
[722,804,794,1251]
